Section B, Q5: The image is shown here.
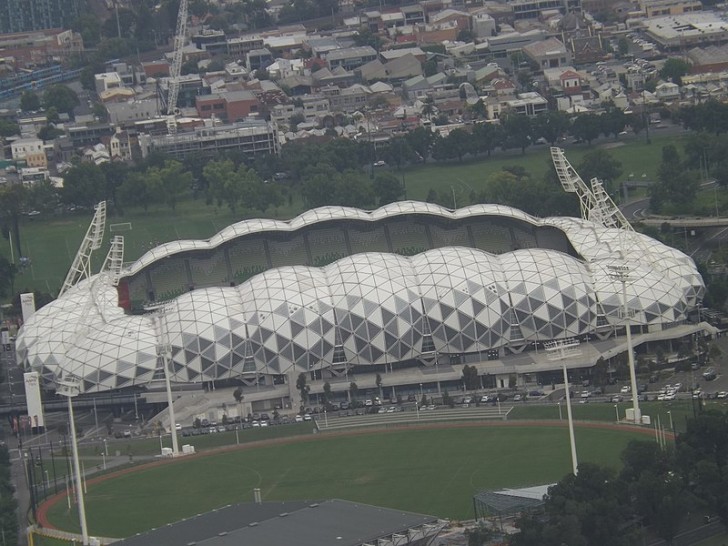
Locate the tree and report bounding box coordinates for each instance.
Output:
[660,57,691,86]
[233,387,244,403]
[37,125,63,141]
[42,85,79,115]
[649,144,698,212]
[117,171,157,212]
[0,184,27,257]
[61,163,106,208]
[296,373,310,405]
[323,381,332,407]
[148,161,192,212]
[571,114,602,145]
[501,114,532,154]
[472,122,499,156]
[0,257,17,299]
[375,374,383,398]
[19,91,40,112]
[577,149,623,194]
[349,382,358,400]
[372,173,404,206]
[601,106,627,138]
[533,111,570,145]
[0,120,19,138]
[462,365,480,390]
[405,127,435,163]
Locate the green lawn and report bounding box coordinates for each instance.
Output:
[1,133,691,296]
[45,425,648,538]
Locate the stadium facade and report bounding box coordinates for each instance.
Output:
[16,201,704,398]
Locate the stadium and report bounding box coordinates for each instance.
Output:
[16,193,705,407]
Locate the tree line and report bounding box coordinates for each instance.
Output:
[510,408,728,546]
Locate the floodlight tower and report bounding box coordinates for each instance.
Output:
[166,0,189,134]
[56,378,89,545]
[608,265,641,425]
[545,339,581,476]
[146,301,180,456]
[59,201,106,297]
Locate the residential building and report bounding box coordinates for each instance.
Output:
[227,35,265,57]
[511,0,581,20]
[522,37,570,70]
[638,0,701,17]
[402,5,426,24]
[0,0,83,33]
[486,29,547,57]
[402,73,448,99]
[326,46,378,71]
[321,85,370,112]
[504,92,548,116]
[0,29,83,68]
[139,120,278,161]
[67,123,115,148]
[19,167,49,186]
[687,45,728,74]
[10,138,46,168]
[195,90,261,123]
[107,100,159,126]
[141,61,170,79]
[109,129,134,162]
[246,48,273,72]
[95,72,124,95]
[192,29,228,55]
[358,54,423,83]
[655,81,680,101]
[472,11,497,38]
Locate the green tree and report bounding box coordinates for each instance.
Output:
[296,372,310,405]
[571,113,602,145]
[20,91,40,112]
[660,57,691,86]
[349,382,358,400]
[148,161,192,212]
[323,381,332,407]
[0,257,17,299]
[42,85,80,115]
[462,364,480,390]
[405,127,435,163]
[533,111,570,145]
[372,172,404,206]
[501,114,532,154]
[118,171,157,212]
[577,149,623,193]
[0,120,19,138]
[61,163,106,208]
[472,122,499,156]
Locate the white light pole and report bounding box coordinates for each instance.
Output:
[147,303,180,456]
[667,410,674,435]
[545,339,581,476]
[558,401,562,421]
[614,404,619,423]
[56,378,89,545]
[608,265,641,425]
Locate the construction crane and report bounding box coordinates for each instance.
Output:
[166,0,189,134]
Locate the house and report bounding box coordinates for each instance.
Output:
[472,10,497,38]
[107,99,159,126]
[504,92,548,116]
[522,37,570,70]
[326,46,378,71]
[402,73,448,99]
[95,72,123,95]
[195,90,261,123]
[109,129,134,162]
[655,81,680,101]
[358,54,423,83]
[246,48,273,72]
[10,138,46,168]
[380,47,426,63]
[321,84,370,113]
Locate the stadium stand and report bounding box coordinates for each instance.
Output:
[307,227,348,267]
[535,226,572,254]
[148,259,189,301]
[429,223,471,249]
[127,275,149,309]
[227,237,269,284]
[386,221,431,256]
[469,221,513,254]
[347,224,390,255]
[511,225,538,249]
[268,234,309,268]
[189,251,229,287]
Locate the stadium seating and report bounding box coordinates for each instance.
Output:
[468,222,513,254]
[268,234,309,268]
[387,221,431,256]
[149,259,189,302]
[127,276,149,309]
[429,223,471,249]
[307,227,349,267]
[511,225,538,250]
[227,237,269,284]
[189,251,229,287]
[347,225,390,255]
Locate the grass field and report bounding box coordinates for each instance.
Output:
[44,424,650,538]
[0,133,690,296]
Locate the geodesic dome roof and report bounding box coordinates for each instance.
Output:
[16,202,704,393]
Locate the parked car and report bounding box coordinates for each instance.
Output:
[620,386,631,394]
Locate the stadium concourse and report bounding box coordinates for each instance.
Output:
[15,201,707,418]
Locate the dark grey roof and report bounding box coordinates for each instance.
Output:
[117,500,440,546]
[116,500,311,546]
